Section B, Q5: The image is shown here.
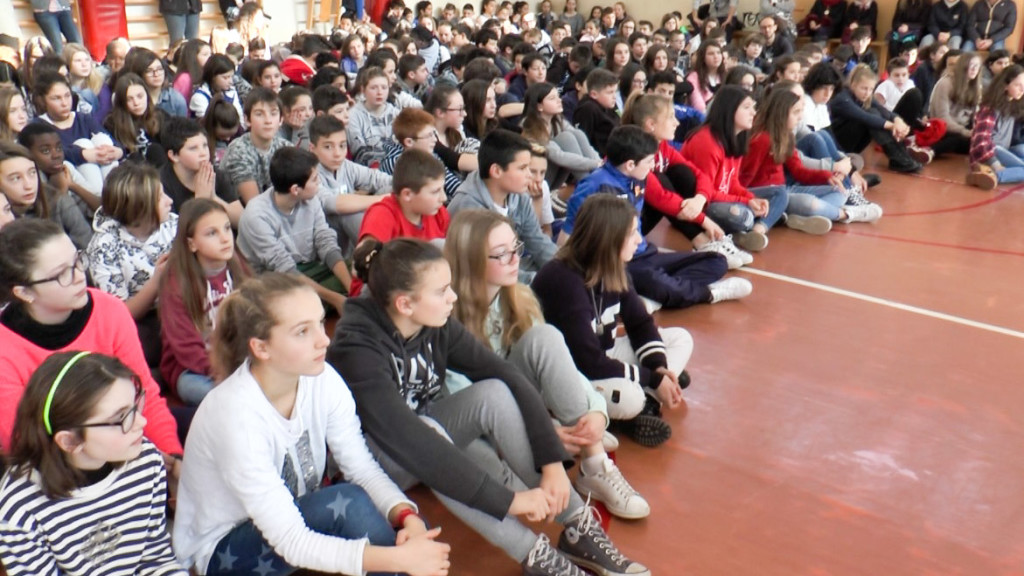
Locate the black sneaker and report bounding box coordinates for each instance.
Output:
[617,396,671,447]
[862,173,882,188]
[678,369,691,390]
[522,534,586,576]
[558,506,651,576]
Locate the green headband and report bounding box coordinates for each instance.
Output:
[43,351,91,436]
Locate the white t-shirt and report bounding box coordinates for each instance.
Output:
[801,93,832,132]
[874,78,916,112]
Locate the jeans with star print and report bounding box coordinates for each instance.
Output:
[207,482,400,575]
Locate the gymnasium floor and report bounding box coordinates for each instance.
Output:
[407,149,1024,575]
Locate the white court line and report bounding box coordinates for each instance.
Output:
[739,267,1024,340]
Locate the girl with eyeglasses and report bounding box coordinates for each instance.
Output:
[0,218,183,470]
[0,351,186,576]
[445,209,650,520]
[426,84,480,171]
[124,47,188,119]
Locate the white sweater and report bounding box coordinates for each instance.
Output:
[172,361,415,575]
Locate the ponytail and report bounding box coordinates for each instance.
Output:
[355,237,446,309]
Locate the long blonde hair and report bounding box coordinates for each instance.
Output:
[445,209,543,352]
[62,43,104,95]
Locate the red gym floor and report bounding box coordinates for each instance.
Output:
[404,150,1024,575]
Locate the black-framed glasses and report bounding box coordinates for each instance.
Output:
[145,65,165,77]
[445,106,466,113]
[488,241,525,265]
[25,250,89,287]
[78,379,146,434]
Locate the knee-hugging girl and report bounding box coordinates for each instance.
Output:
[622,92,752,270]
[797,66,871,193]
[928,51,982,155]
[967,65,1024,190]
[680,85,789,253]
[173,273,451,576]
[445,209,649,519]
[159,199,251,406]
[533,194,695,448]
[521,82,602,190]
[0,352,186,575]
[329,238,649,576]
[741,88,883,234]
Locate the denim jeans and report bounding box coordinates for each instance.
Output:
[706,185,788,234]
[920,34,962,50]
[993,146,1024,184]
[785,185,847,221]
[32,10,81,54]
[177,370,215,406]
[798,131,843,163]
[163,12,200,45]
[961,39,1005,52]
[207,483,399,576]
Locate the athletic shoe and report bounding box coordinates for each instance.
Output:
[845,186,871,206]
[862,173,882,187]
[695,235,751,269]
[709,277,753,304]
[967,165,998,191]
[617,396,671,447]
[523,534,586,576]
[552,195,569,218]
[907,144,934,165]
[678,369,691,390]
[602,431,620,453]
[785,214,832,235]
[733,230,769,252]
[575,458,651,519]
[559,506,651,576]
[841,203,884,223]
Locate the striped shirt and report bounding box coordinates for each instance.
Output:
[0,442,185,576]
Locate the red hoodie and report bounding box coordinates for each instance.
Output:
[680,126,755,204]
[740,132,833,188]
[645,141,718,225]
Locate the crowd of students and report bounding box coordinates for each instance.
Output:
[0,0,1020,574]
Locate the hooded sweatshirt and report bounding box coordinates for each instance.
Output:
[327,297,570,520]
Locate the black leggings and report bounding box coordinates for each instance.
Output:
[640,164,705,241]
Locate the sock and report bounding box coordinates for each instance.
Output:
[581,453,609,476]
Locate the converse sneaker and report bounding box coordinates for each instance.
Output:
[733,230,769,252]
[695,235,751,269]
[616,396,671,447]
[966,165,998,191]
[785,214,833,235]
[841,203,883,223]
[558,506,651,576]
[575,458,651,520]
[907,144,934,165]
[845,186,871,206]
[709,277,753,303]
[523,534,587,576]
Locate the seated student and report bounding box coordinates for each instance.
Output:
[237,147,351,312]
[159,199,250,406]
[348,67,401,166]
[310,115,392,251]
[428,83,480,162]
[280,34,331,87]
[846,27,878,73]
[982,49,1012,91]
[0,218,183,455]
[525,144,556,236]
[800,0,846,42]
[189,54,244,122]
[0,142,92,250]
[396,53,430,107]
[160,117,242,226]
[103,73,165,167]
[681,86,789,253]
[380,108,465,200]
[739,33,769,75]
[255,59,284,93]
[340,33,368,79]
[534,194,692,447]
[912,42,949,106]
[173,272,451,576]
[830,64,932,173]
[331,237,649,576]
[201,94,242,168]
[521,82,601,190]
[86,162,176,367]
[0,352,186,576]
[18,122,101,221]
[887,0,929,56]
[571,68,620,157]
[221,88,293,205]
[741,88,883,233]
[929,52,981,156]
[449,130,556,283]
[962,0,1016,52]
[312,84,351,125]
[841,0,877,42]
[685,41,725,114]
[967,65,1024,190]
[32,73,123,195]
[0,87,30,143]
[562,125,738,307]
[445,209,649,518]
[278,85,314,148]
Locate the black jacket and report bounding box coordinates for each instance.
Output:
[571,96,620,157]
[926,0,968,36]
[327,297,570,520]
[966,0,1017,42]
[159,0,200,15]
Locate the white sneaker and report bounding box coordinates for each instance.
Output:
[785,214,833,235]
[696,235,753,269]
[709,277,753,303]
[602,431,620,453]
[574,458,651,520]
[842,203,883,223]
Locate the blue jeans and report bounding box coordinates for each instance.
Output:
[961,39,1005,52]
[920,34,962,50]
[207,483,399,576]
[785,185,846,221]
[993,146,1024,184]
[797,131,843,163]
[705,185,788,233]
[32,10,81,54]
[163,12,200,45]
[177,370,214,406]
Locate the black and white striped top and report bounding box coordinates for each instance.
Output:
[0,441,186,576]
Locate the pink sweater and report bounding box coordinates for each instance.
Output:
[0,289,182,455]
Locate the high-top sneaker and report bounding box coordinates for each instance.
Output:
[522,534,586,576]
[558,505,651,576]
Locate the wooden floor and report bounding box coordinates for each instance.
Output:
[408,150,1024,575]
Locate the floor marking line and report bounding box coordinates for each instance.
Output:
[881,186,1022,217]
[829,229,1024,257]
[739,268,1024,340]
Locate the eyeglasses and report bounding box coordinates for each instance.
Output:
[25,251,89,287]
[413,131,439,140]
[488,241,524,265]
[445,107,466,113]
[78,380,146,434]
[145,65,165,77]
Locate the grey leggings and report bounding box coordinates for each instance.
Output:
[368,379,586,562]
[547,130,602,189]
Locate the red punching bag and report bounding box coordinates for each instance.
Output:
[77,0,129,61]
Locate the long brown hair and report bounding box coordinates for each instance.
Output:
[0,141,50,219]
[949,52,983,109]
[521,82,564,145]
[693,41,724,94]
[556,194,634,293]
[981,64,1024,117]
[8,352,138,498]
[425,84,466,149]
[105,73,161,155]
[0,88,26,142]
[165,198,251,336]
[752,88,800,164]
[445,209,542,351]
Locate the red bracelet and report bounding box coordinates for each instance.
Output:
[393,508,419,529]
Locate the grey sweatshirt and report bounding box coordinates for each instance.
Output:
[237,190,344,274]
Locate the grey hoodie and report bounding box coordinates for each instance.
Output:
[448,171,557,283]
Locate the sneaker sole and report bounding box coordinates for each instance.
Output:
[889,161,922,173]
[966,172,998,191]
[907,148,932,165]
[623,415,671,447]
[559,551,652,576]
[733,232,768,252]
[785,215,832,235]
